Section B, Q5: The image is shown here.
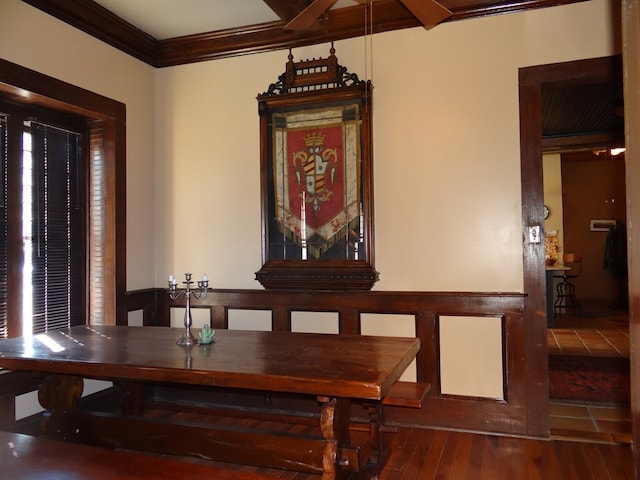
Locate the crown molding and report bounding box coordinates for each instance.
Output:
[22,0,586,68]
[23,0,158,65]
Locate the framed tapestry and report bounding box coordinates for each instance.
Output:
[255,47,378,291]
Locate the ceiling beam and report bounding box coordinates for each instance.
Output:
[284,0,340,31]
[21,0,589,68]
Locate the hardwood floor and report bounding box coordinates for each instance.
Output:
[176,425,633,479]
[135,402,632,479]
[376,428,633,480]
[117,402,631,479]
[16,410,634,479]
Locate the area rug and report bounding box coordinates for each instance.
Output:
[548,354,630,404]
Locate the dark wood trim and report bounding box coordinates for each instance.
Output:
[4,113,23,338]
[22,0,587,67]
[124,289,160,326]
[518,72,549,438]
[518,55,625,439]
[541,132,625,152]
[0,57,127,326]
[126,288,531,436]
[621,1,640,475]
[21,0,158,66]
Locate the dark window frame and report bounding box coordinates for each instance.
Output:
[0,57,126,335]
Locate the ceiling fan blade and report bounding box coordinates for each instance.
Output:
[285,0,340,31]
[397,0,452,30]
[262,0,313,23]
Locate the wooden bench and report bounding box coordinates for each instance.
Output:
[0,430,274,479]
[382,381,431,408]
[0,370,42,431]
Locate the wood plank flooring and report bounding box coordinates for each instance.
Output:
[131,404,632,480]
[178,426,633,479]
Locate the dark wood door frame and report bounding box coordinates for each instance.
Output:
[518,55,624,438]
[621,0,640,476]
[521,5,639,473]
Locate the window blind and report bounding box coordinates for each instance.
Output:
[0,116,7,338]
[30,123,85,333]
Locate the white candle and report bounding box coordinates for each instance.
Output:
[203,273,208,282]
[301,191,307,260]
[168,274,174,283]
[301,191,306,227]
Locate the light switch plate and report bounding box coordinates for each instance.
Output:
[528,225,541,243]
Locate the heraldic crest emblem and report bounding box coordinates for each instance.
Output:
[272,106,361,259]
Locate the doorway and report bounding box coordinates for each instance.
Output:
[518,55,627,438]
[547,149,628,323]
[544,148,630,442]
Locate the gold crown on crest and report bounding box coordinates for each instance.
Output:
[303,131,325,147]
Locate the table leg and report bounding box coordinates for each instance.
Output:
[318,396,351,480]
[118,382,146,415]
[365,403,385,465]
[38,374,83,438]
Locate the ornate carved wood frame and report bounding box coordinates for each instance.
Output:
[256,47,377,291]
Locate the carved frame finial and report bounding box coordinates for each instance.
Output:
[261,44,363,97]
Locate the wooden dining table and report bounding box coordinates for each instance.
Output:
[0,325,420,479]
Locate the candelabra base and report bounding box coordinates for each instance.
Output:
[176,329,198,346]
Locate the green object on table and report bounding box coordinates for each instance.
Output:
[198,324,215,344]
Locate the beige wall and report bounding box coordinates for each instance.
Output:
[152,0,618,395]
[0,0,620,396]
[0,0,157,290]
[544,153,565,252]
[0,0,618,293]
[155,0,618,293]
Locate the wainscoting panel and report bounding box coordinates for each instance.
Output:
[125,289,542,437]
[439,315,504,399]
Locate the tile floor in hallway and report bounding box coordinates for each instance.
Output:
[547,328,629,357]
[548,309,631,445]
[550,401,632,445]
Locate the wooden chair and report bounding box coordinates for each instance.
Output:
[553,253,582,317]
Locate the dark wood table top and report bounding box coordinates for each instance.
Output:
[0,326,420,400]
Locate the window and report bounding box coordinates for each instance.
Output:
[0,58,126,338]
[1,108,87,336]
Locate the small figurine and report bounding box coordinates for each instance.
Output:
[198,324,215,344]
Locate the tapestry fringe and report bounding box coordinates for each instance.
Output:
[276,216,360,259]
